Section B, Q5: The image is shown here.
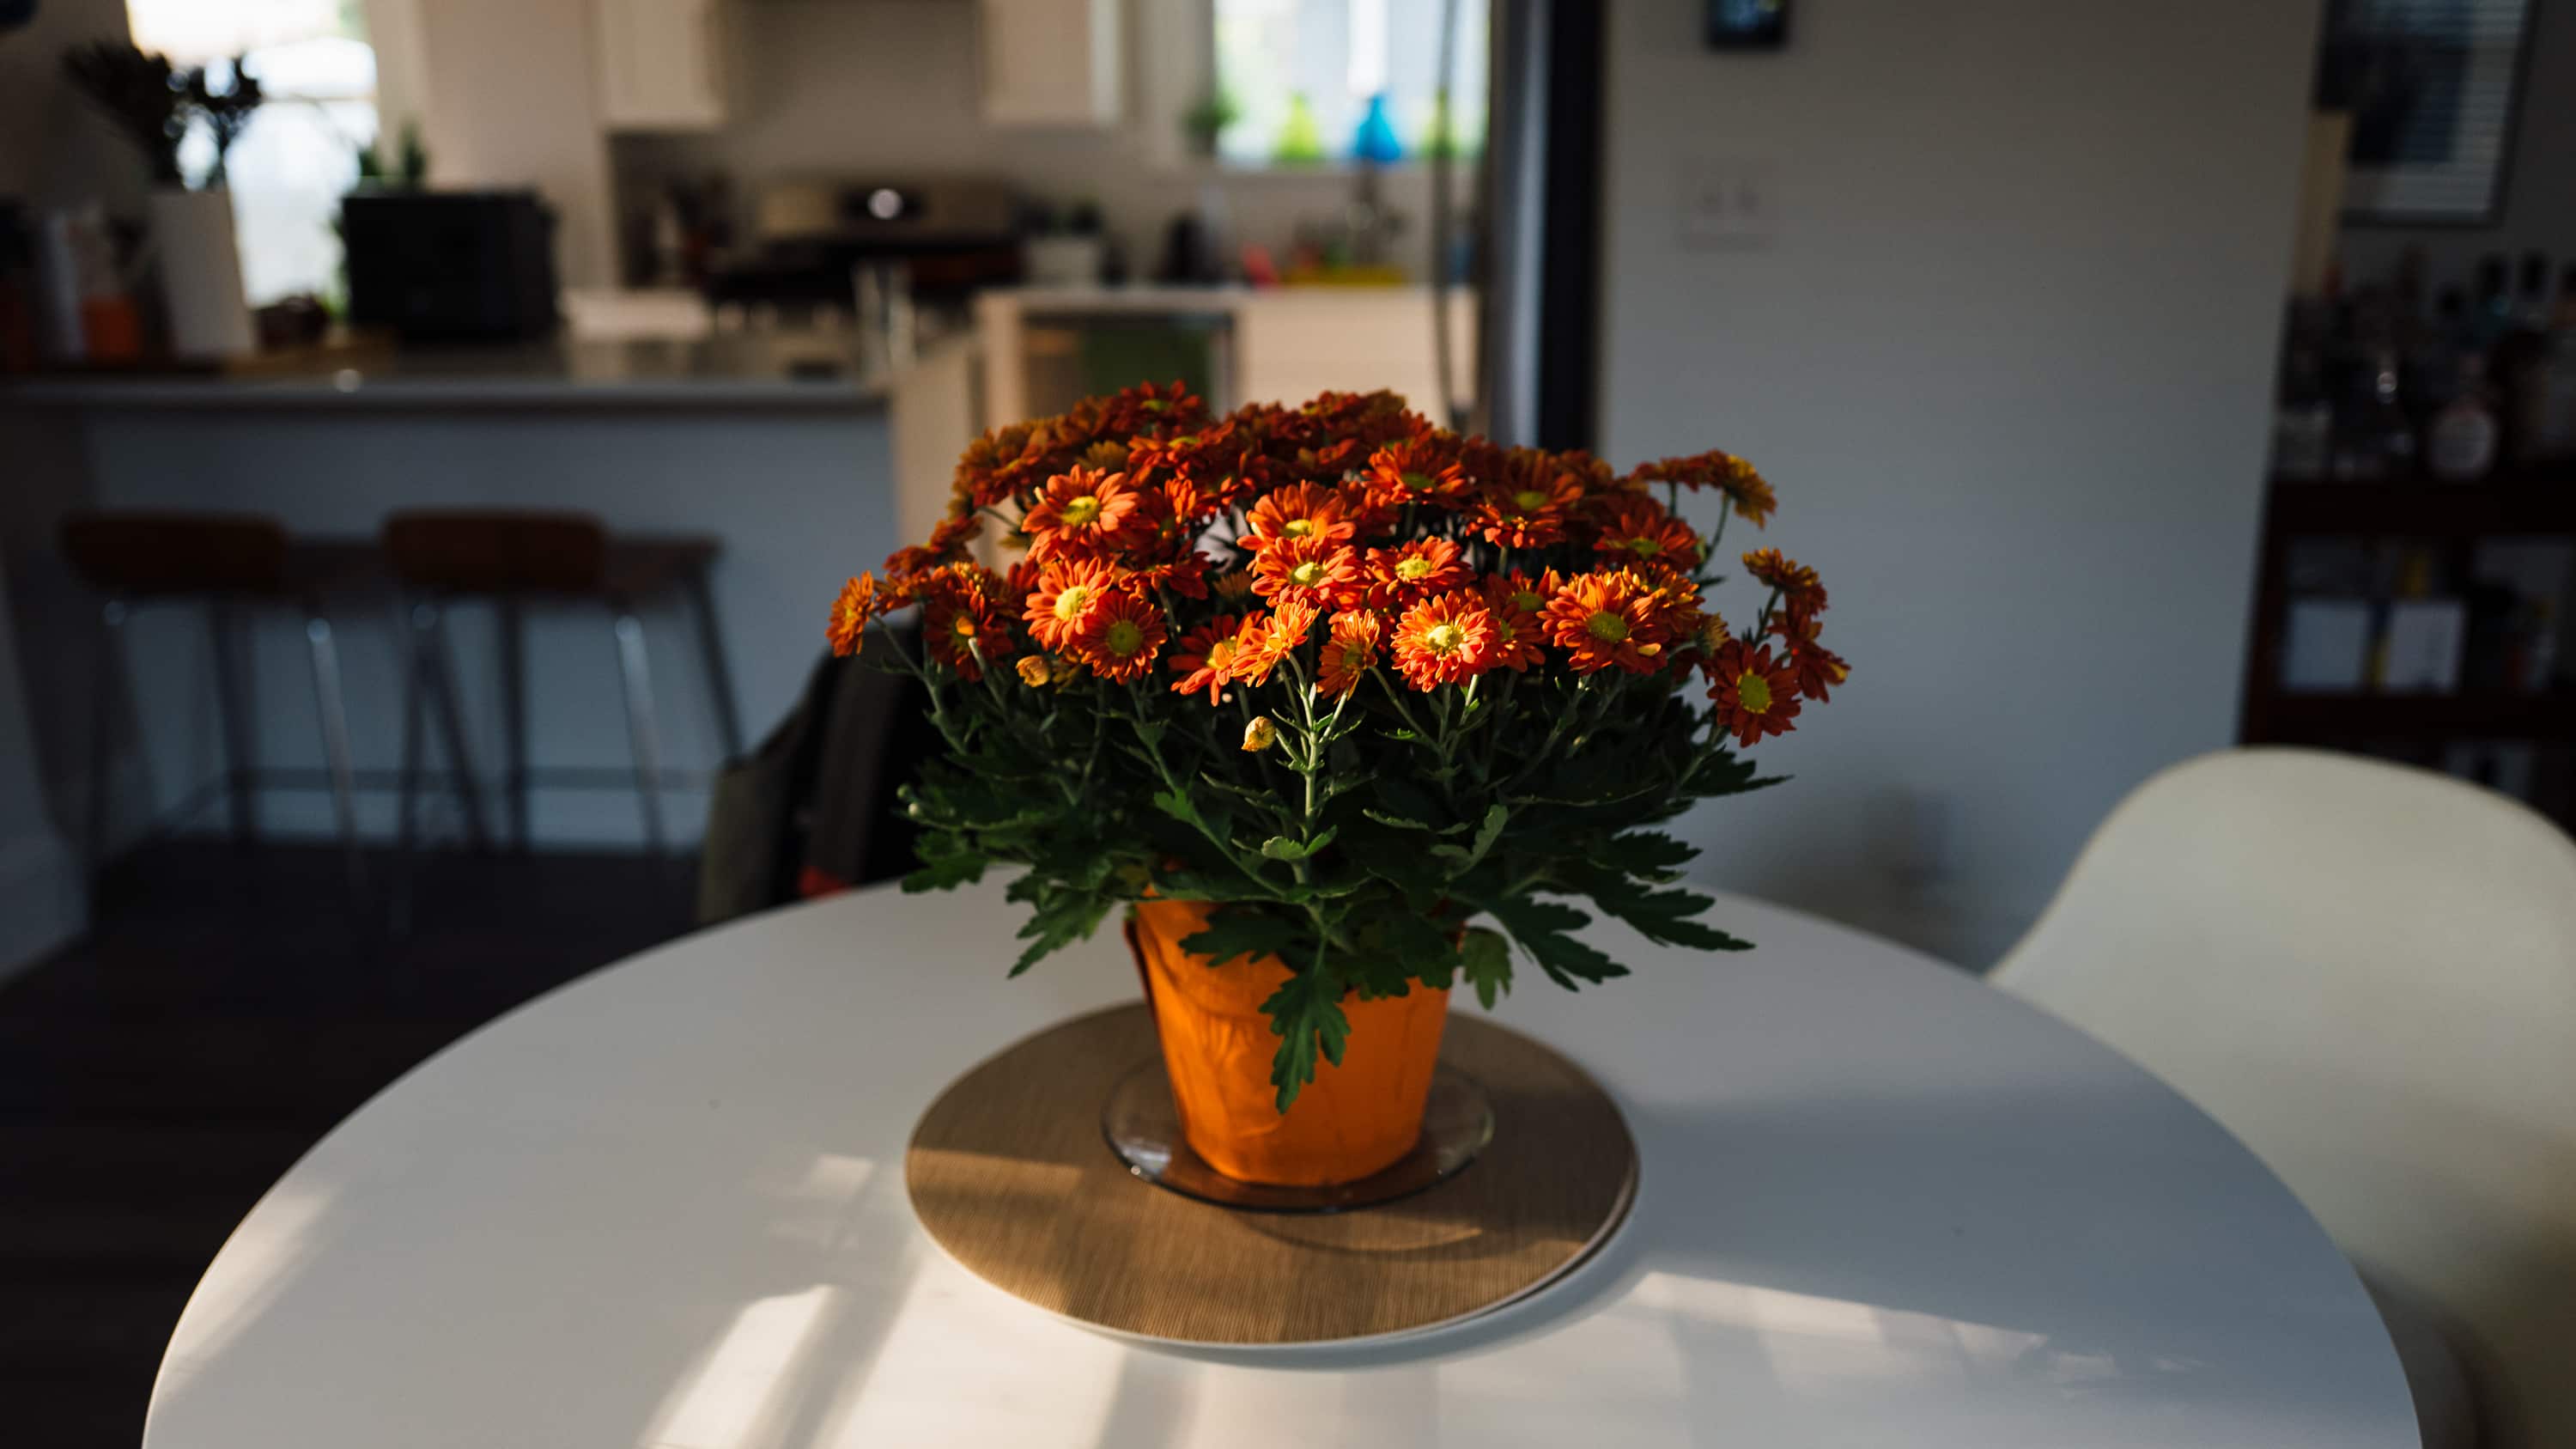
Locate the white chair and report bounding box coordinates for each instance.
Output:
[1992,747,2576,1449]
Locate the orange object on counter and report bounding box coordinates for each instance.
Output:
[1128,898,1450,1186]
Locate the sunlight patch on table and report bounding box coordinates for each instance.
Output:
[641,1285,843,1449]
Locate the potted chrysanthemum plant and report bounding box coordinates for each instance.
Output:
[829,385,1844,1189]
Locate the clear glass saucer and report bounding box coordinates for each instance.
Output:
[1101,1057,1495,1214]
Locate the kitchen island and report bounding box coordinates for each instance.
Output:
[1,336,901,854]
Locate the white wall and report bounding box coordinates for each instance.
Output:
[1600,0,2322,966]
[0,0,153,209]
[411,0,619,286]
[2337,0,2576,298]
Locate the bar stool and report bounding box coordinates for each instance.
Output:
[380,511,744,866]
[59,511,371,902]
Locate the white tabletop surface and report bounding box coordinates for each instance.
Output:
[145,882,2417,1448]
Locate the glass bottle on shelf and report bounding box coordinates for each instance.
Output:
[2427,353,2500,482]
[2338,347,2416,481]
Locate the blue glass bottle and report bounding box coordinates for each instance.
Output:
[1353,93,1404,166]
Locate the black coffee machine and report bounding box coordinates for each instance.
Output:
[343,189,559,343]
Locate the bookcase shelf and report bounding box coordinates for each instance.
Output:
[2263,475,2576,538]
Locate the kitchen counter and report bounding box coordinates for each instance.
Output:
[0,334,890,411]
[3,332,903,854]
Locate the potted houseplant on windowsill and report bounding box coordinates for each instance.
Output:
[829,386,1846,1188]
[62,40,261,360]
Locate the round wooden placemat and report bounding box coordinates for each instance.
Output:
[905,1003,1637,1346]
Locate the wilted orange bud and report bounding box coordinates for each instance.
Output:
[1241,715,1278,752]
[1017,654,1053,686]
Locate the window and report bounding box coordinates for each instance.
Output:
[126,0,379,305]
[1213,0,1487,167]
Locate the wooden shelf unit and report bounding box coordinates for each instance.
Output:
[2238,472,2576,821]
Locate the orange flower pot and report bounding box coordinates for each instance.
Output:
[1127,898,1451,1186]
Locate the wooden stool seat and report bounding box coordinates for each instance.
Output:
[375,511,740,892]
[58,511,371,907]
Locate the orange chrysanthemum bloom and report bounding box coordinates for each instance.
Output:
[885,511,982,576]
[1630,449,1777,527]
[1168,613,1244,704]
[1362,435,1473,508]
[920,564,1012,681]
[1242,483,1358,552]
[1209,569,1258,602]
[1315,610,1384,697]
[1593,502,1704,568]
[1071,588,1168,683]
[1771,613,1850,703]
[1251,535,1364,609]
[1479,574,1548,672]
[1741,547,1827,618]
[1022,557,1121,650]
[1541,569,1669,675]
[1022,466,1145,563]
[1225,600,1319,686]
[952,420,1042,508]
[1471,457,1583,549]
[1390,590,1496,691]
[826,573,877,658]
[1705,640,1801,747]
[1363,537,1471,612]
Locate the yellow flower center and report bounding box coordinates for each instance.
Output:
[1395,557,1434,581]
[1425,622,1465,654]
[1584,610,1628,642]
[1051,584,1093,621]
[1282,518,1315,538]
[1513,489,1549,512]
[1737,672,1773,713]
[1060,496,1103,527]
[1624,537,1662,556]
[1209,639,1238,667]
[1103,618,1145,656]
[1289,560,1327,588]
[953,615,977,639]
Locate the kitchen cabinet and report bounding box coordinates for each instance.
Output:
[596,0,728,132]
[974,287,1478,426]
[979,0,1121,127]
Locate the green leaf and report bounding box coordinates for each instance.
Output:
[1261,964,1351,1111]
[1431,804,1510,873]
[1007,887,1111,977]
[1177,905,1280,969]
[1592,885,1753,952]
[1460,926,1513,1008]
[1258,825,1339,862]
[1489,898,1629,990]
[1602,831,1696,882]
[900,848,987,893]
[1360,807,1467,835]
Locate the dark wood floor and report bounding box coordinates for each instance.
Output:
[0,843,691,1446]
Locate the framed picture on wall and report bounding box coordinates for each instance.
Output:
[2321,0,2538,225]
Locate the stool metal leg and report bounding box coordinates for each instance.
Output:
[683,570,745,762]
[207,600,257,845]
[304,612,367,903]
[497,595,530,850]
[419,603,491,850]
[392,600,429,934]
[611,609,670,859]
[84,598,127,882]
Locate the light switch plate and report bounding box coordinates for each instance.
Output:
[1680,158,1777,248]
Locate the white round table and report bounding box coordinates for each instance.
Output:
[146,882,2417,1448]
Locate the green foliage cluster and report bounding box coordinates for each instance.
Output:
[888,648,1779,1110]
